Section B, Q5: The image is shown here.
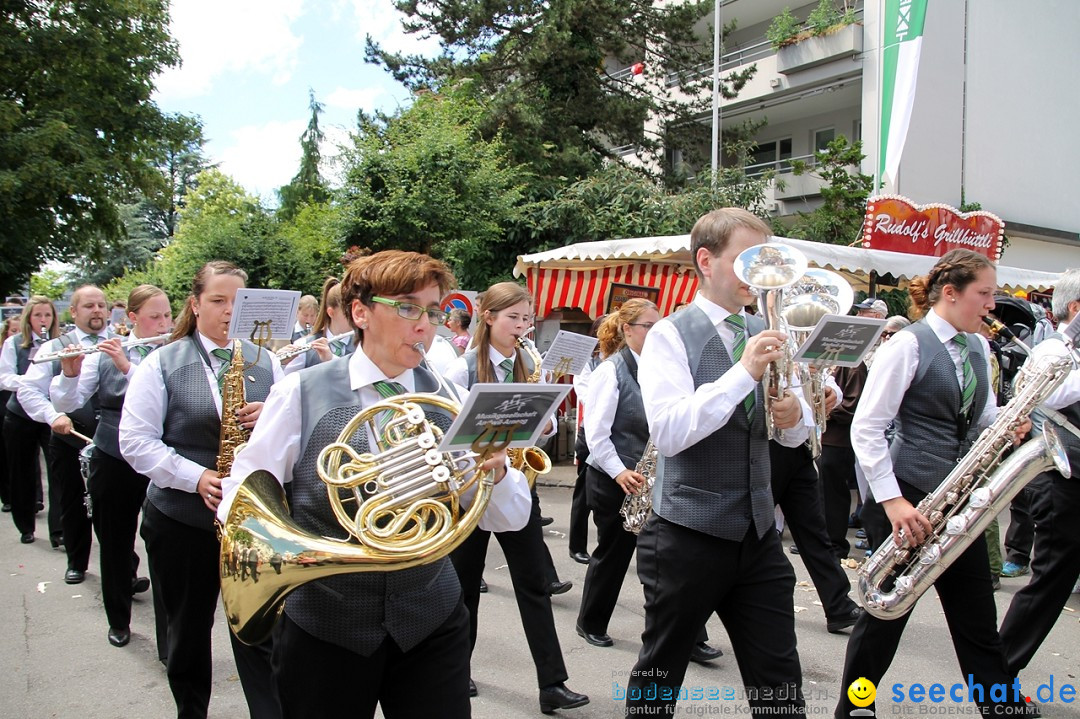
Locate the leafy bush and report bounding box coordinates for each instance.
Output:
[766,8,801,49]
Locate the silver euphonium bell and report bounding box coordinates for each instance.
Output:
[732,243,808,441]
[780,268,854,457]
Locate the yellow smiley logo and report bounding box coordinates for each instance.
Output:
[847,677,876,708]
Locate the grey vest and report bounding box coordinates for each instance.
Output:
[304,332,356,369]
[93,354,133,460]
[586,349,649,472]
[653,306,772,541]
[5,342,35,420]
[146,336,275,531]
[888,321,988,494]
[286,359,462,656]
[1040,331,1080,471]
[50,332,101,449]
[462,345,537,386]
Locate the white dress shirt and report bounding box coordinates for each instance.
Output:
[50,337,158,413]
[119,332,284,493]
[639,293,809,457]
[216,346,531,532]
[425,334,460,376]
[445,345,558,441]
[17,327,111,425]
[281,329,355,376]
[585,350,643,478]
[851,308,998,503]
[0,334,31,392]
[1031,319,1080,412]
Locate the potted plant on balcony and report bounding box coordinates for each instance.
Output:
[767,0,859,50]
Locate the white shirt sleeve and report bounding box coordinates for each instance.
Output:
[281,346,310,375]
[1029,332,1080,411]
[584,361,631,478]
[119,352,209,492]
[50,351,102,414]
[0,336,21,392]
[851,332,919,503]
[443,355,469,389]
[16,338,62,425]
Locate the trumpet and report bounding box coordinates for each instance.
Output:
[275,331,354,362]
[32,333,172,364]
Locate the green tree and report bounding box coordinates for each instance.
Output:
[367,0,754,186]
[339,86,528,289]
[29,269,67,301]
[782,136,874,246]
[0,0,180,296]
[277,90,331,221]
[273,202,347,296]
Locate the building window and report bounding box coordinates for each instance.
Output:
[814,127,836,152]
[748,137,793,176]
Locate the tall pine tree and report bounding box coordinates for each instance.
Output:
[278,90,331,221]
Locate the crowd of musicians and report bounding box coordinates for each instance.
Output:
[1,207,1078,718]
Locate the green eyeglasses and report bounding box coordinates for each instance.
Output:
[371,296,449,326]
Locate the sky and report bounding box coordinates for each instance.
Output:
[153,0,441,204]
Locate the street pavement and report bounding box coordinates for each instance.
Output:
[3,461,1080,718]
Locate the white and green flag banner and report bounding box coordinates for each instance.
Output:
[879,0,929,188]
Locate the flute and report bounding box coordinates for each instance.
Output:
[32,333,172,364]
[276,331,353,361]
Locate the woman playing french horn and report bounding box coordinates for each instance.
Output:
[835,249,1034,717]
[216,251,530,719]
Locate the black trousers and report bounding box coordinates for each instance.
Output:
[834,481,1028,717]
[577,465,638,635]
[770,443,858,620]
[273,603,471,719]
[818,443,855,557]
[88,448,148,630]
[5,412,60,539]
[49,435,93,571]
[140,501,280,719]
[568,430,591,556]
[1000,469,1080,674]
[451,500,569,689]
[1003,486,1036,567]
[627,516,803,718]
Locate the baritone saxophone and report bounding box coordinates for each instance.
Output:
[620,440,657,534]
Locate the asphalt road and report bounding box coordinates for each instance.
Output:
[3,462,1080,718]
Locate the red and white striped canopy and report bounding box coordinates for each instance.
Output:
[523,263,699,320]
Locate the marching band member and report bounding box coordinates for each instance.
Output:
[281,277,354,375]
[630,208,809,717]
[120,262,282,719]
[445,281,589,714]
[51,285,171,647]
[568,314,605,566]
[835,249,1032,717]
[2,297,60,544]
[999,268,1080,676]
[291,294,317,342]
[18,286,111,583]
[216,250,531,719]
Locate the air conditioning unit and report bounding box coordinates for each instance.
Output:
[769,77,782,88]
[766,202,780,213]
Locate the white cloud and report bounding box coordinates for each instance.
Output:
[342,0,442,57]
[155,0,305,101]
[325,86,386,112]
[216,119,307,202]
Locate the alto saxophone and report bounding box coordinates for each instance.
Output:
[620,440,657,534]
[859,328,1079,619]
[508,336,552,487]
[217,339,250,477]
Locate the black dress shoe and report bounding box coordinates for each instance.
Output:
[107,627,131,647]
[827,606,864,633]
[575,624,613,647]
[569,550,590,564]
[689,641,723,664]
[131,576,151,594]
[1,503,10,512]
[468,678,477,697]
[20,532,34,544]
[539,683,589,714]
[548,580,572,596]
[788,544,800,555]
[50,535,63,549]
[64,568,86,584]
[35,502,45,513]
[539,516,554,527]
[479,577,488,593]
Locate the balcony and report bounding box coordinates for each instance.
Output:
[777,23,864,75]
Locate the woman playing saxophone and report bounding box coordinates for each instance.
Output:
[835,249,1033,718]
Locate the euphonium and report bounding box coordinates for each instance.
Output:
[859,331,1079,620]
[508,336,553,488]
[217,339,250,477]
[780,269,854,457]
[732,243,808,440]
[219,355,494,645]
[620,439,658,534]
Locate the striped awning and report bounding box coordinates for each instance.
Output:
[524,262,699,320]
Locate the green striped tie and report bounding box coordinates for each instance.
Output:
[86,334,101,344]
[330,339,345,357]
[373,380,406,398]
[134,344,151,359]
[954,334,976,416]
[723,315,755,421]
[210,348,232,391]
[499,358,515,382]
